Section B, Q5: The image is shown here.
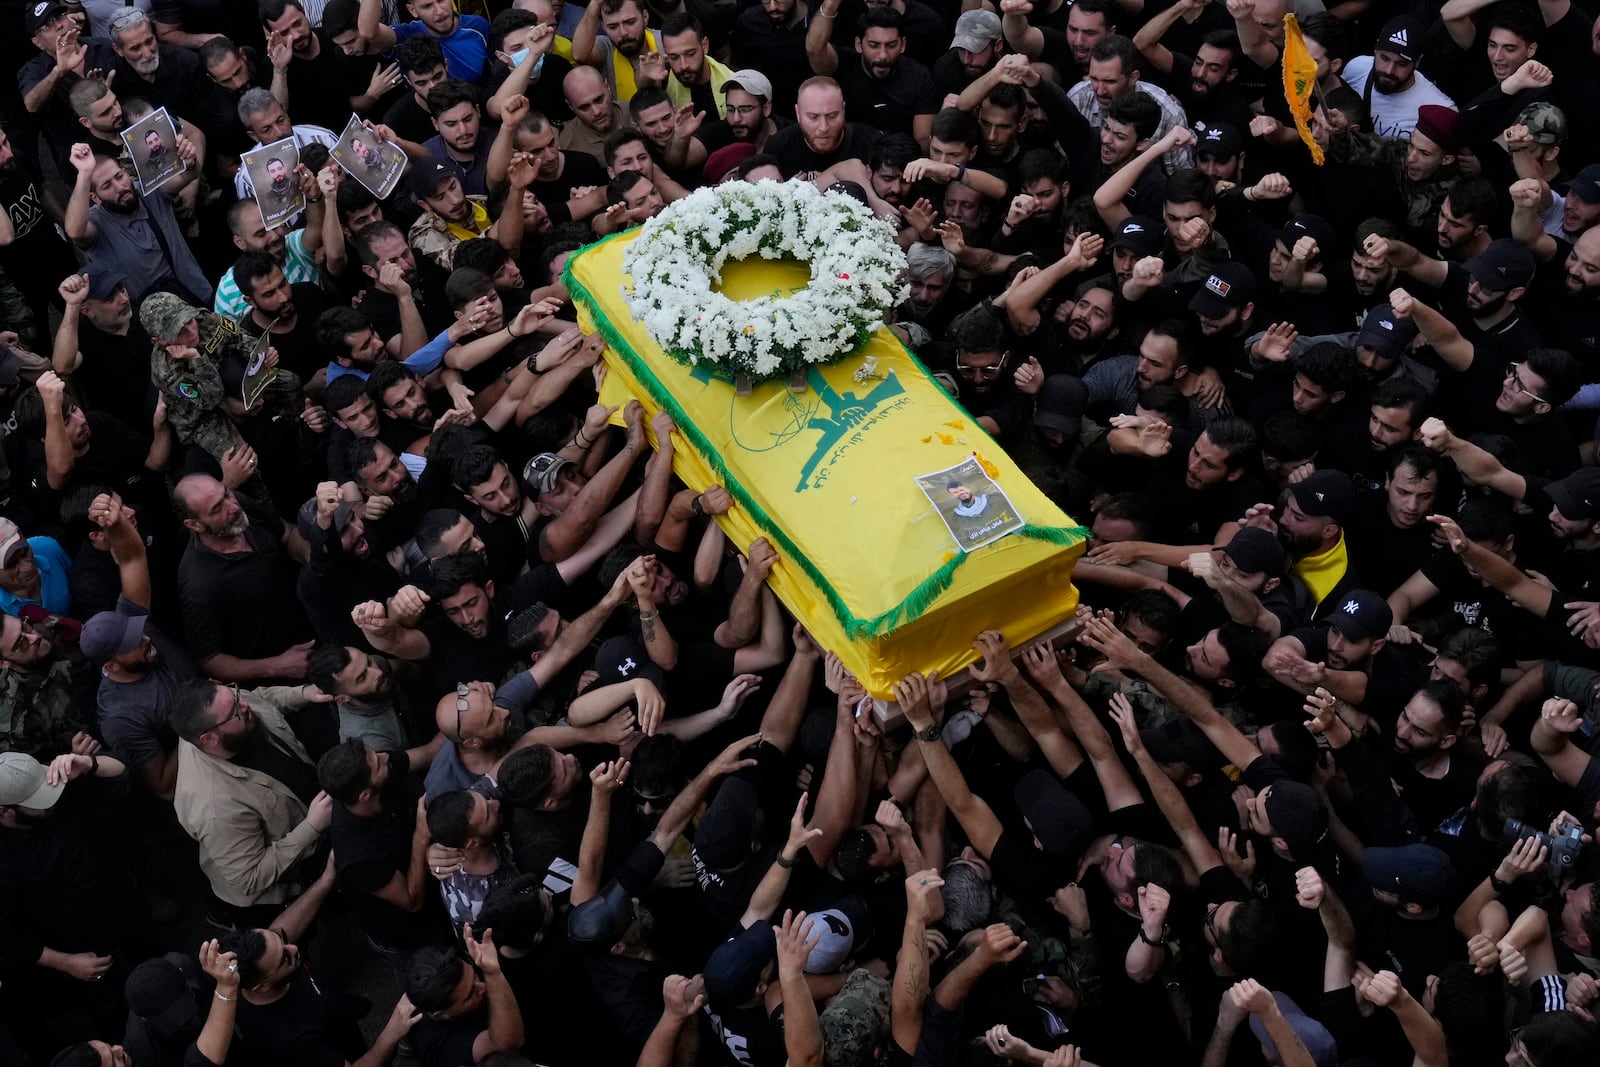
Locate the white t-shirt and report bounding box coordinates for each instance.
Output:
[1342,56,1458,141]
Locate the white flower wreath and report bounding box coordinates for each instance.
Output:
[621,179,909,381]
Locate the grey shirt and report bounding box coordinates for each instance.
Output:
[96,596,199,773]
[85,190,212,304]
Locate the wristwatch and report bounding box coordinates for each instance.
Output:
[1137,923,1170,947]
[690,494,705,517]
[912,721,941,743]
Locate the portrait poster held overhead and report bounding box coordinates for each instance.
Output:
[916,457,1025,553]
[241,136,303,228]
[120,106,185,195]
[330,114,407,200]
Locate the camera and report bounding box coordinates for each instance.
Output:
[1503,818,1585,876]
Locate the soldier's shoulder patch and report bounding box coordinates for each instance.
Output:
[177,381,200,399]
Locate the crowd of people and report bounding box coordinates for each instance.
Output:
[3,0,1600,1064]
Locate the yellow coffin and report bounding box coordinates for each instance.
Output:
[563,231,1088,698]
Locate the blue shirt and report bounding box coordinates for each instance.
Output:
[324,327,452,383]
[392,16,492,83]
[0,537,74,617]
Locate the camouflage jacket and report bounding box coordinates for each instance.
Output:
[0,653,97,759]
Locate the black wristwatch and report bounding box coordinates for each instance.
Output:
[1488,872,1512,894]
[1137,923,1170,947]
[87,753,99,776]
[690,494,705,517]
[912,721,940,742]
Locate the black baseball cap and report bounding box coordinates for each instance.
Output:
[1194,122,1242,160]
[1547,467,1600,521]
[1356,303,1418,357]
[1188,261,1256,319]
[1012,768,1095,855]
[1033,375,1086,437]
[409,159,460,200]
[1364,843,1455,903]
[1373,15,1423,62]
[703,921,777,1009]
[1325,589,1393,642]
[1110,215,1162,257]
[1221,526,1285,576]
[1464,238,1535,293]
[1289,469,1358,525]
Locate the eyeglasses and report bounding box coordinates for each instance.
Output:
[955,352,1009,380]
[213,684,249,731]
[5,618,38,656]
[1505,362,1549,405]
[455,682,473,741]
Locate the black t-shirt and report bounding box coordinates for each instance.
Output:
[830,51,940,138]
[704,992,785,1067]
[233,967,365,1067]
[1417,548,1544,661]
[531,151,607,226]
[766,122,881,179]
[283,36,360,131]
[176,494,312,667]
[420,613,516,696]
[237,284,333,381]
[382,91,437,146]
[1344,490,1440,598]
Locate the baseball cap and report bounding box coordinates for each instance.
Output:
[722,69,773,101]
[1277,215,1335,258]
[1221,526,1284,576]
[0,751,64,809]
[0,528,29,568]
[1363,843,1456,903]
[138,291,203,343]
[951,10,1002,52]
[1289,468,1358,525]
[409,159,459,200]
[1464,238,1536,292]
[593,634,665,688]
[1325,589,1393,642]
[1356,303,1418,357]
[1013,768,1095,856]
[1568,164,1600,203]
[1109,215,1162,257]
[1516,100,1567,145]
[567,880,637,947]
[802,902,864,974]
[522,452,572,495]
[703,921,777,1008]
[819,968,891,1067]
[1033,375,1086,437]
[79,610,148,664]
[1413,104,1461,153]
[296,495,358,540]
[125,954,203,1038]
[1194,121,1242,160]
[1373,15,1422,62]
[1249,992,1339,1067]
[1261,780,1328,849]
[1546,467,1600,521]
[1140,718,1222,773]
[1188,261,1256,319]
[87,270,127,301]
[25,0,72,34]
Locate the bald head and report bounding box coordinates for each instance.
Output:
[564,66,616,132]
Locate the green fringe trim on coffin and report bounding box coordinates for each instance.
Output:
[562,233,1090,639]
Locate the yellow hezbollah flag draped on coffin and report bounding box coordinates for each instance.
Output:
[563,230,1088,698]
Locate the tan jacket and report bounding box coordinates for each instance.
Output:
[173,687,321,907]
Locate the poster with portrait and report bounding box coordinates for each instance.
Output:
[120,106,185,194]
[241,136,304,228]
[330,114,407,200]
[241,318,279,408]
[915,457,1024,553]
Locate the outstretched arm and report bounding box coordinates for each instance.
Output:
[896,671,1005,858]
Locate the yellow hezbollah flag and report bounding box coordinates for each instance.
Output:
[563,232,1087,698]
[1281,14,1325,165]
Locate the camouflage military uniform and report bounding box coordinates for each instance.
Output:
[140,292,301,461]
[0,653,98,759]
[1329,130,1453,237]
